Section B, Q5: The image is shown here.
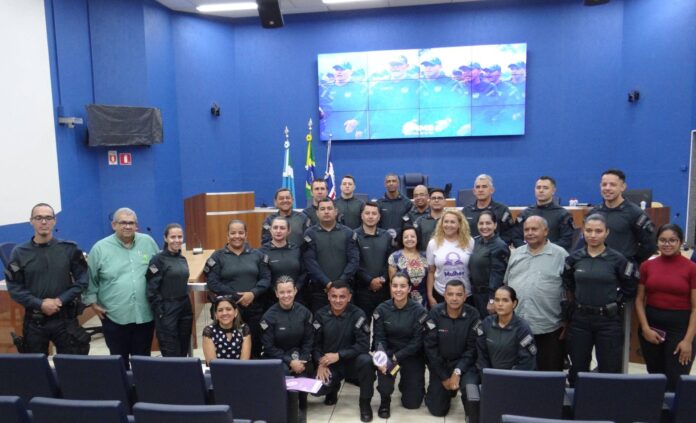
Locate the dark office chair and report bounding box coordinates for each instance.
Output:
[130,356,208,405]
[29,397,130,423]
[0,354,59,404]
[457,189,476,207]
[210,359,287,423]
[0,396,31,423]
[665,375,696,423]
[400,173,429,198]
[480,369,566,422]
[0,242,16,267]
[501,415,614,423]
[133,402,237,423]
[572,372,666,423]
[53,354,134,409]
[623,189,653,208]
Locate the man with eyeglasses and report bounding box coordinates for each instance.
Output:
[407,185,431,223]
[5,203,90,354]
[414,188,447,251]
[83,207,159,366]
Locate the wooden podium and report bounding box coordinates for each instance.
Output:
[183,192,275,250]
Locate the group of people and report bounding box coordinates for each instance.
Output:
[4,167,696,422]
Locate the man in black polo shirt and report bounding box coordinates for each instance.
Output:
[463,174,515,243]
[261,187,311,247]
[303,179,328,226]
[335,175,365,229]
[377,173,413,235]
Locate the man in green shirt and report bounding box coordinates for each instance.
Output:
[83,207,159,366]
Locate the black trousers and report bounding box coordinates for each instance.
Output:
[354,287,389,325]
[466,291,491,318]
[425,366,479,417]
[567,311,623,386]
[155,297,193,357]
[534,327,565,371]
[308,283,329,314]
[377,354,425,409]
[638,306,696,392]
[23,314,88,355]
[101,317,154,368]
[240,302,264,358]
[315,353,375,399]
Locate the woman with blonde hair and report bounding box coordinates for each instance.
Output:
[426,209,475,306]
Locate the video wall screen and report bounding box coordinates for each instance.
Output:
[318,43,527,141]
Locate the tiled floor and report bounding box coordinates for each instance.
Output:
[81,304,692,423]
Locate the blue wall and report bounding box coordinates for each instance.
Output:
[1,0,694,250]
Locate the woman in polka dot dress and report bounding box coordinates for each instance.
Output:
[202,295,251,364]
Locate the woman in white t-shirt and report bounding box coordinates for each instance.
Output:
[426,209,475,307]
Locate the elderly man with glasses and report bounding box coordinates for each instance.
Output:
[83,207,159,366]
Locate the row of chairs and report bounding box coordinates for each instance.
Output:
[0,354,289,423]
[1,396,244,423]
[473,368,696,423]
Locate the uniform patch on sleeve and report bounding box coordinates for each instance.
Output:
[260,320,269,331]
[528,344,537,355]
[425,319,436,330]
[148,264,159,274]
[263,254,269,264]
[352,232,358,241]
[502,211,512,224]
[313,320,321,330]
[402,215,410,222]
[355,316,366,329]
[206,257,216,267]
[520,334,533,347]
[418,313,428,325]
[623,261,635,278]
[9,262,21,273]
[516,215,524,223]
[305,235,313,244]
[473,320,483,336]
[263,223,270,230]
[564,262,573,271]
[373,312,380,321]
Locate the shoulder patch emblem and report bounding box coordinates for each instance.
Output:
[148,264,159,274]
[373,312,380,321]
[355,316,366,329]
[305,235,313,243]
[260,320,269,330]
[206,257,216,267]
[426,319,436,330]
[313,321,321,330]
[520,334,533,347]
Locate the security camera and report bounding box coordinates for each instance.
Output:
[210,103,221,117]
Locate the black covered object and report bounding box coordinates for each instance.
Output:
[86,104,163,147]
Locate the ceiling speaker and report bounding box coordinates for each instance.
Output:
[258,0,284,28]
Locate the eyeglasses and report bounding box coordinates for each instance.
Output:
[31,215,55,222]
[430,196,445,201]
[657,238,680,245]
[117,221,136,226]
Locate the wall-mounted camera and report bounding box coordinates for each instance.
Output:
[210,103,221,117]
[628,90,640,103]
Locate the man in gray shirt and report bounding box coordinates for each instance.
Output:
[504,216,568,371]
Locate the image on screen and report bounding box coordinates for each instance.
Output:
[318,43,526,141]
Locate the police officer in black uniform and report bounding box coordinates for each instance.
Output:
[424,280,481,421]
[5,203,90,354]
[462,174,515,243]
[355,202,394,320]
[468,211,510,318]
[563,214,637,386]
[259,216,306,305]
[334,175,365,230]
[377,173,413,236]
[313,280,375,422]
[414,188,446,251]
[407,185,430,223]
[205,219,271,358]
[261,276,314,410]
[511,176,575,251]
[261,188,311,248]
[146,223,192,357]
[588,169,656,264]
[373,272,428,418]
[303,198,359,313]
[476,286,537,371]
[303,179,328,226]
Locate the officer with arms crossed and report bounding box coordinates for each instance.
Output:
[511,176,575,251]
[84,207,160,365]
[424,279,482,421]
[261,188,311,248]
[335,175,365,230]
[304,198,359,312]
[313,280,375,422]
[6,203,90,354]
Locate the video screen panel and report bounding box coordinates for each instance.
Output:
[318,43,527,141]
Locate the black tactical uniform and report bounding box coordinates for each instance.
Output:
[261,301,314,374]
[261,211,311,248]
[312,304,375,404]
[354,227,393,320]
[373,298,428,410]
[587,200,656,264]
[424,302,481,418]
[303,205,319,226]
[511,203,575,251]
[467,234,510,317]
[377,193,413,233]
[476,313,537,371]
[204,245,271,358]
[414,214,439,252]
[462,200,515,243]
[335,196,365,230]
[562,246,637,385]
[259,241,306,305]
[407,207,430,225]
[303,224,359,312]
[146,249,192,357]
[5,238,89,354]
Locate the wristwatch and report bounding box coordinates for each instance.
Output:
[453,368,462,376]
